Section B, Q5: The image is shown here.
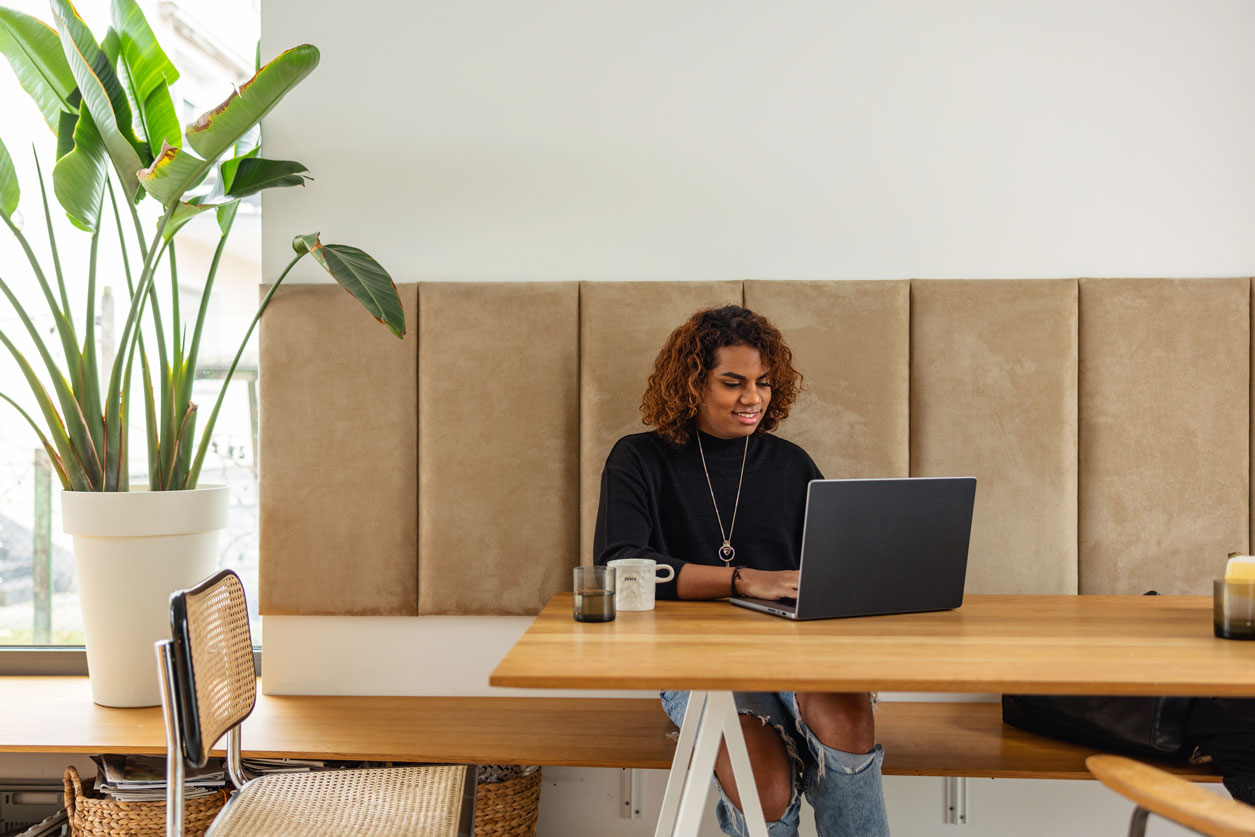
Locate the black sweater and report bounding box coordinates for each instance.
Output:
[593,430,823,600]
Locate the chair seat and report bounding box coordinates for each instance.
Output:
[207,764,473,837]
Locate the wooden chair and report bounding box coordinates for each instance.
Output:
[1086,754,1255,837]
[155,570,476,837]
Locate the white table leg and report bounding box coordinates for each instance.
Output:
[715,691,769,837]
[656,691,708,836]
[673,693,727,836]
[657,691,770,837]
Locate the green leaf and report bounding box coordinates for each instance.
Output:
[186,45,319,163]
[134,43,315,208]
[291,231,319,255]
[110,38,142,140]
[110,0,177,102]
[50,0,145,202]
[54,90,79,159]
[215,199,239,235]
[139,79,179,157]
[224,157,309,199]
[51,103,106,230]
[99,26,118,65]
[0,134,18,219]
[136,141,205,204]
[294,234,405,338]
[216,146,256,191]
[0,7,75,132]
[111,0,178,158]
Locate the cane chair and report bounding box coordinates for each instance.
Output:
[155,570,477,837]
[1086,755,1255,837]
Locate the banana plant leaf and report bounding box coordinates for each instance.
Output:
[159,156,307,240]
[0,134,17,218]
[216,197,239,235]
[0,7,75,132]
[138,79,179,157]
[50,0,145,203]
[112,0,179,157]
[136,141,205,205]
[51,102,106,231]
[187,45,319,163]
[140,47,316,208]
[55,91,78,158]
[223,157,309,198]
[110,0,177,102]
[293,233,405,338]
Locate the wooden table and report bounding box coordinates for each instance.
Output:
[489,593,1255,836]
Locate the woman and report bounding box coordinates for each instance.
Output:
[594,305,889,837]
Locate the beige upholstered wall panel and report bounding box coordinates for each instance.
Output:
[580,281,743,564]
[911,279,1079,595]
[418,283,580,614]
[1079,278,1249,595]
[744,281,909,480]
[259,283,420,615]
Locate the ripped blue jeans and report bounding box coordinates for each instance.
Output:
[660,690,889,837]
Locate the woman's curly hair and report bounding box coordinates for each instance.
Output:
[641,305,802,445]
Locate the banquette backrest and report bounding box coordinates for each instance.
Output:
[257,278,1252,616]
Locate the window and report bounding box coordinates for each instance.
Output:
[0,0,263,656]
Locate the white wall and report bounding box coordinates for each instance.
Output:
[260,0,1255,284]
[255,1,1252,834]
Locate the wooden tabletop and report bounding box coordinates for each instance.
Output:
[489,593,1255,695]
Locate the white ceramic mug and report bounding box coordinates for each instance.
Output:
[607,558,675,611]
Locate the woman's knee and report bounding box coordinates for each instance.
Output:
[714,714,795,822]
[796,691,875,753]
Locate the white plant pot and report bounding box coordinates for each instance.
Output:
[62,485,228,707]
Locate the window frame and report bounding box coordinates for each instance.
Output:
[0,647,87,675]
[0,645,261,675]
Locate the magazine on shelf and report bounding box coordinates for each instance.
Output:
[90,755,226,801]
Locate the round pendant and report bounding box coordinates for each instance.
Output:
[718,543,736,564]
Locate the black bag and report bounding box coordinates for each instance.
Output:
[1001,694,1194,758]
[1187,698,1255,804]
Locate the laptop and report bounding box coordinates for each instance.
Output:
[730,477,977,620]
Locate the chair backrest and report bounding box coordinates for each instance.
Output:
[169,569,258,767]
[1086,754,1255,837]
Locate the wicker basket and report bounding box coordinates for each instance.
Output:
[63,765,229,837]
[473,768,542,837]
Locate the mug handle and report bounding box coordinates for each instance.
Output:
[654,565,675,583]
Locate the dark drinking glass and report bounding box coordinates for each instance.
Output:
[574,566,616,623]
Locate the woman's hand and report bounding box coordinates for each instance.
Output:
[735,568,799,600]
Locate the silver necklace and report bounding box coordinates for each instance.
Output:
[696,432,749,564]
